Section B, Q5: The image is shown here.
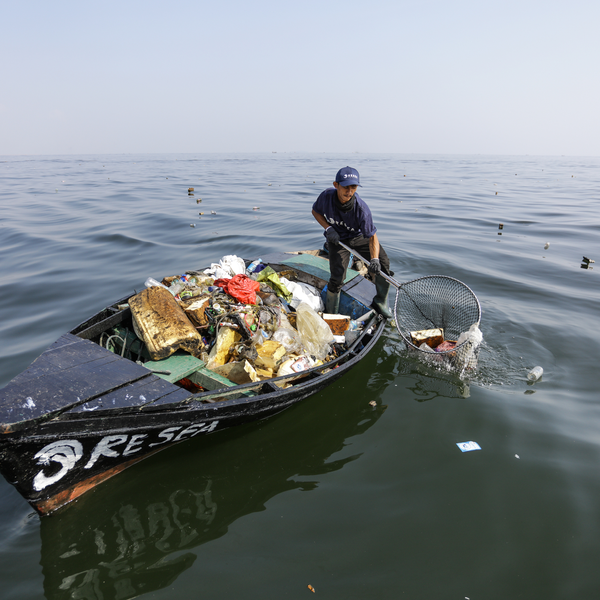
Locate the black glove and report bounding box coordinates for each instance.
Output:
[324,226,340,245]
[368,258,381,274]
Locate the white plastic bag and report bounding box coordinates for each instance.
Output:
[455,323,483,371]
[204,254,246,279]
[279,277,324,312]
[295,302,334,360]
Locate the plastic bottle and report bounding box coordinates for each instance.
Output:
[246,258,262,274]
[145,277,169,290]
[169,279,185,296]
[527,366,543,382]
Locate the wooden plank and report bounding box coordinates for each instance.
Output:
[144,352,205,384]
[281,253,360,284]
[64,374,187,412]
[75,308,131,340]
[0,352,151,425]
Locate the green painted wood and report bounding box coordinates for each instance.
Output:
[281,253,359,284]
[144,352,205,384]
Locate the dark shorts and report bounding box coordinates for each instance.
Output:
[327,235,393,294]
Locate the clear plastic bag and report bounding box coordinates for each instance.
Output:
[295,302,334,360]
[272,327,302,353]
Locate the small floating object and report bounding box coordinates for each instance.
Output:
[582,256,595,264]
[308,584,315,593]
[369,400,376,407]
[252,206,260,210]
[196,198,202,203]
[498,223,503,230]
[515,454,520,459]
[188,187,194,192]
[199,212,204,215]
[544,242,550,249]
[211,210,216,215]
[190,223,196,227]
[457,441,481,452]
[495,191,498,195]
[527,366,543,382]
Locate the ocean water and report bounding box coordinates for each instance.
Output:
[0,153,599,599]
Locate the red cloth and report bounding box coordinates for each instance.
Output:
[214,274,260,304]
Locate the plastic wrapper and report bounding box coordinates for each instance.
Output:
[207,327,242,369]
[213,274,260,304]
[279,277,324,311]
[256,266,292,301]
[454,323,483,371]
[204,255,246,280]
[255,340,287,370]
[276,355,314,377]
[272,327,302,353]
[295,302,334,360]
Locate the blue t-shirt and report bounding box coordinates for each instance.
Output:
[312,188,377,240]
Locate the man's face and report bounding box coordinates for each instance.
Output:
[333,182,358,204]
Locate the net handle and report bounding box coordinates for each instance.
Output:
[338,241,402,289]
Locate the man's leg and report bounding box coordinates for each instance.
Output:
[326,243,351,313]
[349,236,393,318]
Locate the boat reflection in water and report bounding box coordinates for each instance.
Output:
[39,379,385,600]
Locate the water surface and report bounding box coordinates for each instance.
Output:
[1,153,599,599]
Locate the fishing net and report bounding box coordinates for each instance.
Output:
[393,275,482,373]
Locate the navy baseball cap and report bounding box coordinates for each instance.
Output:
[335,166,361,187]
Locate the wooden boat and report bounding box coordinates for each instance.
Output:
[0,250,386,515]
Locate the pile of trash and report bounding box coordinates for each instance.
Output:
[128,255,367,385]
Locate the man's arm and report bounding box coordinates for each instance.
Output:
[312,209,329,230]
[368,233,380,260]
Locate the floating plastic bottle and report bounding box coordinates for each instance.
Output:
[527,366,543,382]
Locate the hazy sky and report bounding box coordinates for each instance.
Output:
[1,0,598,156]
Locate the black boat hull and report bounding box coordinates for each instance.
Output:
[0,252,385,514]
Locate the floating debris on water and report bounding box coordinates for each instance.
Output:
[498,223,504,230]
[308,584,315,593]
[252,207,260,210]
[544,242,550,249]
[457,441,481,452]
[369,400,376,407]
[211,210,217,215]
[527,366,543,382]
[190,224,196,227]
[582,256,594,264]
[188,187,194,192]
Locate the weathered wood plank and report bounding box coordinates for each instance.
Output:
[73,307,132,340]
[66,374,190,412]
[0,352,151,425]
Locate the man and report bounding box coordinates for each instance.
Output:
[312,166,393,318]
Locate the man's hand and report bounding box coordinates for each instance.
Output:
[368,257,381,274]
[325,226,340,245]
